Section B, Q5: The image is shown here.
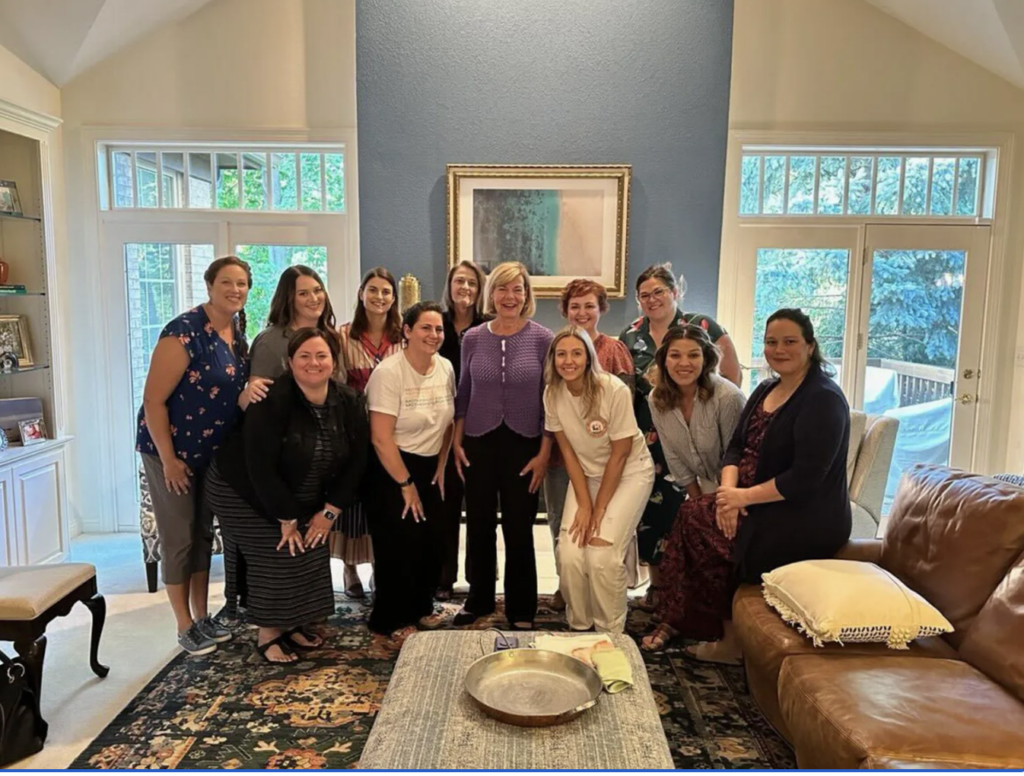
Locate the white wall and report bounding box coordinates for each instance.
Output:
[0,41,59,117]
[727,0,1024,475]
[59,0,356,532]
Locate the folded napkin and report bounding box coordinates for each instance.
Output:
[532,634,633,693]
[533,634,612,665]
[591,648,633,694]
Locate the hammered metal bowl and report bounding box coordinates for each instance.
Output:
[464,648,602,727]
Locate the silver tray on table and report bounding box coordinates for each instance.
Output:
[464,647,602,727]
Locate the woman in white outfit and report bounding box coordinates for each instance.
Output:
[544,326,654,633]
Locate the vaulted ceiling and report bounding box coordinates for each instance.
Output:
[863,0,1024,89]
[0,0,1023,90]
[0,0,217,86]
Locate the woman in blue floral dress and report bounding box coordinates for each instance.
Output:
[136,256,270,656]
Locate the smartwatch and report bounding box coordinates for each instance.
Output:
[323,508,338,522]
[397,476,414,488]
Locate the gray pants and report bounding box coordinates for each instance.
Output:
[141,453,214,585]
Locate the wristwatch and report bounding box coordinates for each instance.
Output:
[397,476,414,488]
[323,508,338,523]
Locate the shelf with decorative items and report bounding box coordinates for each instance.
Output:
[0,100,70,565]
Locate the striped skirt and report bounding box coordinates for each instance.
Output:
[205,466,335,629]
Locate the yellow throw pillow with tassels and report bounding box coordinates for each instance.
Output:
[762,559,953,649]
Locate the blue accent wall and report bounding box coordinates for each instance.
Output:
[356,0,734,333]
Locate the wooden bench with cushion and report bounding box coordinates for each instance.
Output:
[0,563,109,705]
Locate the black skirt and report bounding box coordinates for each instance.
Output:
[205,465,334,629]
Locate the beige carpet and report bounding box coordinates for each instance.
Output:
[6,527,560,769]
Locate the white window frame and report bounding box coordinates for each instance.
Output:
[78,127,360,532]
[739,148,989,218]
[102,143,347,214]
[719,129,1015,478]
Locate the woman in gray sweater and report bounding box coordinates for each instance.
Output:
[648,325,746,502]
[642,324,745,653]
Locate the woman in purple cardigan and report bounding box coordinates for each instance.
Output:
[452,261,554,629]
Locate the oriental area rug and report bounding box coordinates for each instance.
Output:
[69,596,794,769]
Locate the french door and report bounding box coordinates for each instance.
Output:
[734,223,991,513]
[103,219,351,531]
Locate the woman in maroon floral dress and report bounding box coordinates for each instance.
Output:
[642,309,851,662]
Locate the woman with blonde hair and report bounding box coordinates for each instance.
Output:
[435,260,490,599]
[545,277,636,610]
[335,267,403,597]
[452,261,554,628]
[544,326,653,632]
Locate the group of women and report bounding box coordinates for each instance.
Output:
[137,254,852,665]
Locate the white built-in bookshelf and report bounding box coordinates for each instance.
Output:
[0,102,71,566]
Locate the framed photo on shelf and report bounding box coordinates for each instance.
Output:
[0,315,32,367]
[0,180,22,216]
[446,164,631,298]
[18,417,46,445]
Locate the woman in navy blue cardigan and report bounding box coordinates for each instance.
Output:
[643,309,851,660]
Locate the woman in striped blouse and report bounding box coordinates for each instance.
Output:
[335,267,403,597]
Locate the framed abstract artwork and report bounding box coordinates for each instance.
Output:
[447,164,631,298]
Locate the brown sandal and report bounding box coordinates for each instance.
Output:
[640,623,678,652]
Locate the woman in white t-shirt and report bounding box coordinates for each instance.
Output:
[544,326,655,633]
[366,302,456,642]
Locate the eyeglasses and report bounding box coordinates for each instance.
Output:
[638,287,670,304]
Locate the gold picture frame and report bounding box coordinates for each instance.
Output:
[447,164,631,298]
[0,314,33,367]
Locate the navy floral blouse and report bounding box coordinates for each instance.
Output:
[136,306,249,467]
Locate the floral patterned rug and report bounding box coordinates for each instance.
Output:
[69,596,793,769]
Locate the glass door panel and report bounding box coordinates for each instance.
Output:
[733,226,861,397]
[751,247,849,389]
[125,242,217,420]
[860,225,990,513]
[234,244,328,335]
[229,222,352,332]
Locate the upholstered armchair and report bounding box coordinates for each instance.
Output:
[846,410,899,539]
[139,465,224,593]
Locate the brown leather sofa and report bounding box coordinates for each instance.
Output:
[733,463,1024,769]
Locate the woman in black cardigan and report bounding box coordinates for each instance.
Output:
[643,309,851,661]
[205,328,369,663]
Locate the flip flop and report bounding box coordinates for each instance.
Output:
[256,635,298,664]
[283,626,324,650]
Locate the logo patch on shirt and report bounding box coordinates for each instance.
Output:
[587,417,609,438]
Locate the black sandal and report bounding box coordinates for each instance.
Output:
[256,635,298,664]
[283,627,324,651]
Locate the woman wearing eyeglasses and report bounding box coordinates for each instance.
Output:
[618,263,741,613]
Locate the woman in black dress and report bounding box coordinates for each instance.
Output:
[643,308,851,662]
[435,260,488,599]
[205,328,370,663]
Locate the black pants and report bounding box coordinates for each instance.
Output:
[367,449,443,634]
[437,454,467,591]
[464,424,540,624]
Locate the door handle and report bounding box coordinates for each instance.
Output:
[957,393,976,405]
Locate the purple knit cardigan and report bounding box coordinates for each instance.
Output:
[455,319,554,438]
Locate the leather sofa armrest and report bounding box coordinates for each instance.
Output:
[834,538,883,564]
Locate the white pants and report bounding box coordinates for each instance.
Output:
[557,467,655,633]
